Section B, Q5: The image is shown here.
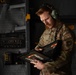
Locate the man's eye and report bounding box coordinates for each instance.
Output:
[46,17,50,20]
[41,17,50,22]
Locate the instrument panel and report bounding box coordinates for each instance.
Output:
[0,32,25,49]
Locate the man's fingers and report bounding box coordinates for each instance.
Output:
[30,60,38,64]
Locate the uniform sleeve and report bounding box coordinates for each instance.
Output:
[41,25,74,73]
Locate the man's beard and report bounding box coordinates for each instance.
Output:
[45,24,53,29]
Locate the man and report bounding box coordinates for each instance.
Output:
[31,3,74,75]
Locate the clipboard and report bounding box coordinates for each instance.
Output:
[20,40,62,63]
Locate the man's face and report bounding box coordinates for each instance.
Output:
[39,11,55,29]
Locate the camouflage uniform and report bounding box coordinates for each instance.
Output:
[35,21,74,75]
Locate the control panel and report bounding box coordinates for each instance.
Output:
[0,32,25,49]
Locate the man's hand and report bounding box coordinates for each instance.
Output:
[35,47,43,51]
[30,59,45,70]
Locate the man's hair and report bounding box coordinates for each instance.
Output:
[36,4,53,16]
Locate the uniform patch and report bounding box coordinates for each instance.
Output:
[64,33,71,39]
[66,40,72,47]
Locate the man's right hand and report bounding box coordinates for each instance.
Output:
[35,47,43,51]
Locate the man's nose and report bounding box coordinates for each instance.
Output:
[44,20,48,24]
